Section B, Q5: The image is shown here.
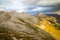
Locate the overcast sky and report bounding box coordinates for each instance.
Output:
[0,0,60,15]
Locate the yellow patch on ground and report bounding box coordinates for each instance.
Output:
[35,20,60,40]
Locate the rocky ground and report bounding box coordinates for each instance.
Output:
[0,11,55,40]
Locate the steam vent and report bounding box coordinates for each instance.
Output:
[0,11,55,40]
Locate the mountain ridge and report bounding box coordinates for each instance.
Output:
[0,11,55,40]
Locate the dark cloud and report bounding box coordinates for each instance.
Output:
[53,3,60,11]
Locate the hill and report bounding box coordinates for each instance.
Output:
[0,11,55,40]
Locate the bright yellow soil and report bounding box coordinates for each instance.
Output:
[35,20,60,40]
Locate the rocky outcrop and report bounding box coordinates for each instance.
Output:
[36,13,60,40]
[0,11,55,40]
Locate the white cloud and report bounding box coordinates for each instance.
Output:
[20,0,60,6]
[0,0,28,12]
[31,7,43,11]
[0,0,60,12]
[37,0,60,6]
[31,7,52,11]
[0,8,4,11]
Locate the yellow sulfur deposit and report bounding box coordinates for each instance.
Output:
[35,17,60,40]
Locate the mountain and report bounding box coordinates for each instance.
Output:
[45,14,60,23]
[36,13,60,40]
[0,11,55,40]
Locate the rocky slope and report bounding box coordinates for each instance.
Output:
[0,11,55,40]
[36,13,60,40]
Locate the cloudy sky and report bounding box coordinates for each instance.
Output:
[0,0,60,15]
